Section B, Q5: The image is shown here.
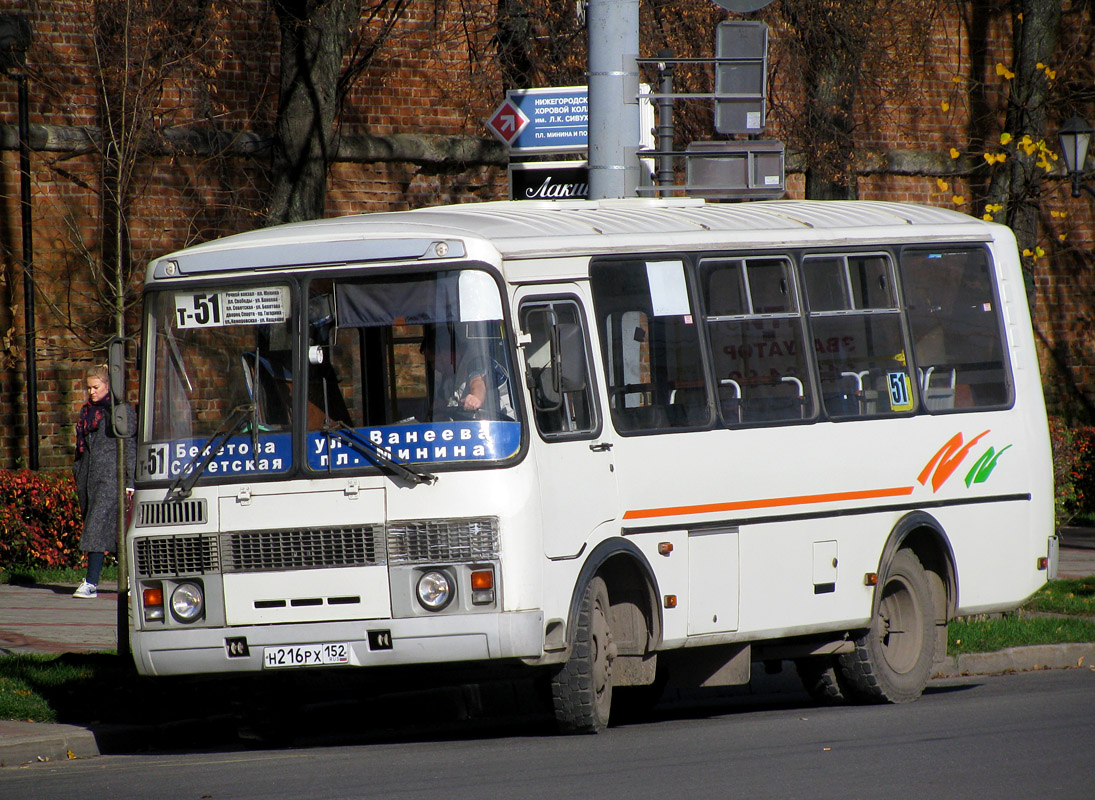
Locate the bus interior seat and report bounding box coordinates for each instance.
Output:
[668,387,710,426]
[920,366,956,411]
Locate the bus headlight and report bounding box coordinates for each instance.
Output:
[170,582,205,623]
[416,570,454,611]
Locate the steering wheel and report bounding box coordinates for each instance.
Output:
[437,407,481,422]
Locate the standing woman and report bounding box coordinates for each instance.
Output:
[72,364,135,599]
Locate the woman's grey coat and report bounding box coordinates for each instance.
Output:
[74,405,136,553]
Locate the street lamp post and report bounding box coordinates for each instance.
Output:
[0,14,37,470]
[1058,116,1094,199]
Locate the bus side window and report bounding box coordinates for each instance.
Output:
[899,247,1011,410]
[519,299,598,438]
[804,253,912,419]
[590,259,709,434]
[700,257,814,426]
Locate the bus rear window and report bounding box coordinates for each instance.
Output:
[900,248,1011,411]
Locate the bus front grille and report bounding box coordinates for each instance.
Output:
[135,534,219,577]
[135,499,208,527]
[386,517,499,565]
[222,526,385,572]
[134,519,496,576]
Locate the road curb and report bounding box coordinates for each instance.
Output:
[0,719,99,769]
[933,643,1095,678]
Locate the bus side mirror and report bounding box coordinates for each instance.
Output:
[108,336,135,438]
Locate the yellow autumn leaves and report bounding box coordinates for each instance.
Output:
[994,61,1054,81]
[949,132,1059,175]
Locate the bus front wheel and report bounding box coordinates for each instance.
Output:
[550,576,617,733]
[838,548,934,704]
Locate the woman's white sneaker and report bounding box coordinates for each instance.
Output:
[73,580,97,599]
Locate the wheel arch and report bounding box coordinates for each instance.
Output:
[565,537,663,655]
[875,511,958,623]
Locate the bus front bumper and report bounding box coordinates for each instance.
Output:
[132,610,545,676]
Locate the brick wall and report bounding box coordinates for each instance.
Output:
[0,0,1091,470]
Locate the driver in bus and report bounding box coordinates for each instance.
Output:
[423,325,514,421]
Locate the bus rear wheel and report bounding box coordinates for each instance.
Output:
[550,576,616,733]
[794,656,849,705]
[838,548,934,704]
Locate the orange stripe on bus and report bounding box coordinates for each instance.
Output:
[621,485,917,521]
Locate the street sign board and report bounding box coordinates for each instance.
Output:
[488,86,590,153]
[509,161,589,200]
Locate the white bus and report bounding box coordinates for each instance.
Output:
[127,198,1055,733]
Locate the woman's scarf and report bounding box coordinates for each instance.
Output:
[75,395,112,460]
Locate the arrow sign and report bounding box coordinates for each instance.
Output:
[487,99,530,146]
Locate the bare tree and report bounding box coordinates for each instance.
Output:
[32,0,226,355]
[267,0,362,224]
[268,0,434,225]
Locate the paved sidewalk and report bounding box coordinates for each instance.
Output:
[0,581,121,655]
[1,531,1093,767]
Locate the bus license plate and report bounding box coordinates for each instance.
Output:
[263,643,350,669]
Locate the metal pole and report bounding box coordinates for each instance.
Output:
[656,49,675,194]
[17,71,38,470]
[587,0,640,200]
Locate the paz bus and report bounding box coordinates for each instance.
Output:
[125,197,1055,732]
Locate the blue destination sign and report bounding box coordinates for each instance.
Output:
[507,86,588,153]
[138,421,521,482]
[307,421,521,470]
[139,433,293,481]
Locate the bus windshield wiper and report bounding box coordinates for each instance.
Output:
[164,404,255,502]
[323,421,437,486]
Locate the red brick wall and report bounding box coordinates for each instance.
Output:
[0,0,1091,471]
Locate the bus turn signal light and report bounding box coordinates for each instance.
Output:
[864,573,879,586]
[470,569,495,605]
[143,585,165,622]
[470,570,494,590]
[664,595,677,608]
[1037,557,1049,571]
[658,542,673,556]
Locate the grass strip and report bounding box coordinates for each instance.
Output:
[1023,577,1095,616]
[948,613,1095,655]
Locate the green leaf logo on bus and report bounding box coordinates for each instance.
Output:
[918,430,1011,492]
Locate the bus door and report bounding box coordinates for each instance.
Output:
[516,288,619,559]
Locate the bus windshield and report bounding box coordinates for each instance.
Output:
[138,269,521,486]
[305,270,520,472]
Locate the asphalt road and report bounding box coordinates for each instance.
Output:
[2,667,1092,800]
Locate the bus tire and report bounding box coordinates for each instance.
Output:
[550,576,616,733]
[794,656,848,705]
[838,548,934,704]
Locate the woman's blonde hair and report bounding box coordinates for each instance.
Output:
[86,364,110,384]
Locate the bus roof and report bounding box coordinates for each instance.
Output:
[148,199,1000,280]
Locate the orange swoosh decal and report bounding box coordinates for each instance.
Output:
[622,485,916,521]
[918,430,989,492]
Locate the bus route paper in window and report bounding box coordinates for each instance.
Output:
[646,260,690,317]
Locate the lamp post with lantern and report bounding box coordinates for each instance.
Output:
[1058,116,1094,199]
